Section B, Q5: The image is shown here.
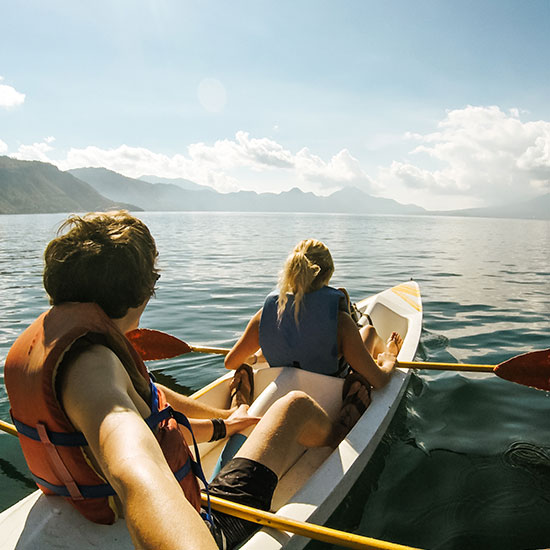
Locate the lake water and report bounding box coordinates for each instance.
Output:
[1,212,549,550]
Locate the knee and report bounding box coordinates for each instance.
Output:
[360,325,376,339]
[277,390,316,416]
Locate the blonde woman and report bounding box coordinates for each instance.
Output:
[225,239,402,419]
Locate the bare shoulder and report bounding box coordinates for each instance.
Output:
[62,344,130,390]
[59,344,137,432]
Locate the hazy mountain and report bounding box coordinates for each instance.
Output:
[71,167,426,214]
[5,160,545,219]
[69,167,216,211]
[139,174,211,191]
[326,187,425,214]
[0,157,139,215]
[429,193,550,220]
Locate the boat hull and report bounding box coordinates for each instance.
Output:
[0,281,422,550]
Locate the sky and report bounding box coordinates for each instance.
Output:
[1,0,549,211]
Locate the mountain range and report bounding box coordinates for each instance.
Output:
[430,194,550,221]
[0,156,548,220]
[68,167,425,215]
[0,157,137,214]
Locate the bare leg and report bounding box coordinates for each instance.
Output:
[360,326,403,357]
[235,381,374,478]
[360,325,386,356]
[235,390,337,477]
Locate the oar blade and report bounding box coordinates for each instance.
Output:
[495,348,550,391]
[126,328,192,360]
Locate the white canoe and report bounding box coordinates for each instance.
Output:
[0,281,422,550]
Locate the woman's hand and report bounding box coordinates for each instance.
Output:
[377,351,397,372]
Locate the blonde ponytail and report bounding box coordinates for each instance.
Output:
[277,239,334,324]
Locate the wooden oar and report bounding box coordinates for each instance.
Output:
[0,419,18,437]
[0,419,418,549]
[126,328,229,359]
[126,328,550,391]
[202,493,419,550]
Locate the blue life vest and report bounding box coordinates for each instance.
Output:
[259,286,345,376]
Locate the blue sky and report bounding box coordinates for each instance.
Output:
[1,0,549,210]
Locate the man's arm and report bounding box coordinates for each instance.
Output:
[61,345,217,550]
[157,386,261,444]
[157,383,234,419]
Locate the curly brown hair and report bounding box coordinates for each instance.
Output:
[43,211,159,318]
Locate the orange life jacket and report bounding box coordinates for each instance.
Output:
[4,302,202,524]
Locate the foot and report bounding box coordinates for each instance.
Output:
[386,332,403,355]
[229,364,254,408]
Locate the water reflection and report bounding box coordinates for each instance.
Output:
[1,212,549,549]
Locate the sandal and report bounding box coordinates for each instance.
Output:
[333,372,372,439]
[229,363,254,407]
[342,371,372,402]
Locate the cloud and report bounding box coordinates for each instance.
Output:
[188,131,294,171]
[188,132,376,191]
[383,106,550,206]
[11,140,54,162]
[0,77,25,109]
[56,143,242,193]
[14,131,374,195]
[384,162,456,192]
[11,106,549,209]
[295,148,378,192]
[0,139,7,153]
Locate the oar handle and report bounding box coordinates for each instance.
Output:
[202,494,420,550]
[399,361,494,373]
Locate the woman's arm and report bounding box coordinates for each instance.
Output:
[338,312,397,389]
[224,309,263,370]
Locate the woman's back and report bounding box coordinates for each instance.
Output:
[259,286,345,376]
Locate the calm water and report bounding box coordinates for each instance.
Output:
[1,212,549,550]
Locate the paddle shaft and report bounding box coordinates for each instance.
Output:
[0,419,17,437]
[191,344,230,355]
[0,419,419,550]
[203,494,420,550]
[399,360,494,373]
[188,345,495,372]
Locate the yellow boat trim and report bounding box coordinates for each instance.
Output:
[191,375,229,400]
[391,283,420,297]
[391,287,422,312]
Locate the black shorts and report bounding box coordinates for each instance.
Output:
[203,457,278,550]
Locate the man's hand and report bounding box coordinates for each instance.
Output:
[225,404,261,436]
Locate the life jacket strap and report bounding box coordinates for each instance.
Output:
[36,422,84,501]
[11,415,88,446]
[31,455,193,499]
[12,400,209,512]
